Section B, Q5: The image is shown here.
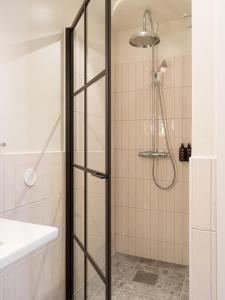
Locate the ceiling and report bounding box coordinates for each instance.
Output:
[112,0,192,31]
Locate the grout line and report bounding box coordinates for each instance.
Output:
[0,193,64,216]
[192,227,216,233]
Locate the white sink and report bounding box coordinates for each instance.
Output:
[0,218,58,271]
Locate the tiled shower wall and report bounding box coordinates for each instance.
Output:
[112,55,192,265]
[0,152,65,299]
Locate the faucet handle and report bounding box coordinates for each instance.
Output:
[0,142,7,147]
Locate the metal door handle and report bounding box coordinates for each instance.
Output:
[91,172,108,179]
[0,142,6,147]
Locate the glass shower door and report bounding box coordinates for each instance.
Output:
[66,0,111,299]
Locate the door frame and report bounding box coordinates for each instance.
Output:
[65,0,111,299]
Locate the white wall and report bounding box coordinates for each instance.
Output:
[0,0,79,299]
[192,0,216,157]
[190,0,222,299]
[215,1,225,299]
[0,0,79,153]
[0,0,81,189]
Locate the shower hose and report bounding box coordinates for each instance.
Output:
[152,82,176,190]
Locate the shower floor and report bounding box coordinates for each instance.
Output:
[112,253,189,300]
[75,253,189,299]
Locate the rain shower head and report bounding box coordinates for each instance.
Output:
[129,9,160,48]
[129,31,160,48]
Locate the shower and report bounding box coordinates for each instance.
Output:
[130,9,176,190]
[129,9,160,48]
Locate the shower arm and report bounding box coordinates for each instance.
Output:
[143,10,155,33]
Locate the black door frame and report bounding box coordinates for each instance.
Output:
[66,0,111,299]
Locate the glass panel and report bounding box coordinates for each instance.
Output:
[74,168,85,244]
[74,242,85,299]
[87,262,105,299]
[87,0,105,81]
[87,77,105,173]
[87,174,106,274]
[74,15,84,91]
[74,92,84,166]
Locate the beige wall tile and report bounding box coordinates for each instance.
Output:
[150,182,159,211]
[136,61,144,91]
[174,56,184,88]
[165,88,175,119]
[182,119,192,144]
[143,60,152,90]
[165,212,175,243]
[135,179,144,209]
[175,213,185,245]
[128,62,136,92]
[128,179,136,207]
[174,119,183,149]
[128,92,136,120]
[174,244,183,265]
[128,237,136,256]
[128,207,136,237]
[143,90,152,120]
[113,54,191,264]
[116,235,129,254]
[150,210,158,241]
[135,91,144,120]
[175,182,189,213]
[135,120,144,150]
[150,240,159,260]
[143,180,151,210]
[183,87,192,119]
[143,120,152,150]
[135,153,144,179]
[116,178,128,207]
[174,87,183,119]
[121,63,129,92]
[135,238,149,258]
[165,57,175,88]
[128,121,136,149]
[116,206,128,236]
[164,242,175,263]
[121,121,129,150]
[143,159,152,180]
[115,64,122,92]
[184,55,192,87]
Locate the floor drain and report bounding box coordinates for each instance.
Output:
[132,270,159,286]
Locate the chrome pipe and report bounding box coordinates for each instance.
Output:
[138,151,169,159]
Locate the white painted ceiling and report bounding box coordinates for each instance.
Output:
[112,0,192,31]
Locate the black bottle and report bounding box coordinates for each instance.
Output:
[186,143,192,161]
[179,144,186,162]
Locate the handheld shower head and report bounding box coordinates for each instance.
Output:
[158,60,168,73]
